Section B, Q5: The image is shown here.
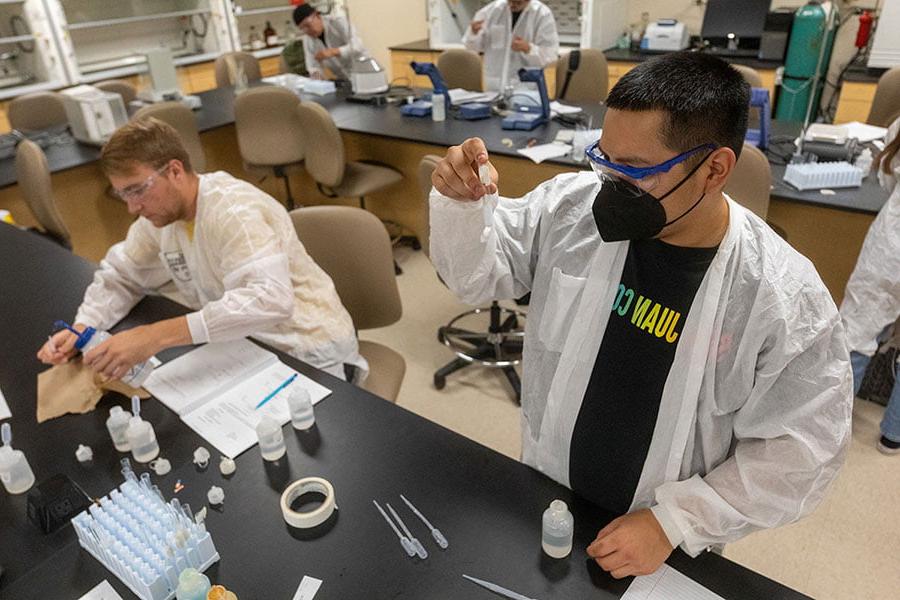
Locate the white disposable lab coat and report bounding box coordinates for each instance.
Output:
[75,171,366,381]
[430,172,852,555]
[840,117,900,356]
[463,0,560,92]
[302,15,364,80]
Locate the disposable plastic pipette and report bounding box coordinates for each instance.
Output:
[400,494,448,549]
[462,574,540,600]
[387,503,428,559]
[372,500,415,557]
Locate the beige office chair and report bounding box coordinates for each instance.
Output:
[725,143,770,219]
[554,49,609,103]
[290,206,405,402]
[417,155,525,403]
[95,79,138,105]
[732,64,763,89]
[214,52,261,88]
[132,102,207,173]
[8,92,67,133]
[867,67,900,127]
[437,49,482,91]
[234,86,305,210]
[15,139,71,248]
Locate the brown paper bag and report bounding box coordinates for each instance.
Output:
[36,359,150,423]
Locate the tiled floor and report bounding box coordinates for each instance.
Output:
[366,247,899,600]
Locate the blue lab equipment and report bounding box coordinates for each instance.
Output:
[502,68,550,131]
[745,87,771,150]
[400,61,450,118]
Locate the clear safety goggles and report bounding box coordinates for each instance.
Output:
[584,141,717,198]
[113,163,170,203]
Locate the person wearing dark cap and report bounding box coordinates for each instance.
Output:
[292,4,366,80]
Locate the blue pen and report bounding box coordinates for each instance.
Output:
[255,373,298,409]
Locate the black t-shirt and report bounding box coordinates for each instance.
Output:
[318,32,327,46]
[568,239,718,514]
[511,10,523,30]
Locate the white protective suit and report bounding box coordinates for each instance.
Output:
[463,0,560,92]
[302,15,364,80]
[75,171,367,381]
[430,172,853,555]
[840,117,900,355]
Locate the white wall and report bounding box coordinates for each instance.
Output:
[346,0,429,70]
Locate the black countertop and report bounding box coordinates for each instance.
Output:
[843,64,885,84]
[0,84,886,216]
[0,222,812,599]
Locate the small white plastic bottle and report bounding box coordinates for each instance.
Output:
[431,93,446,122]
[542,499,574,558]
[126,395,159,463]
[287,388,315,430]
[106,405,132,452]
[256,416,286,461]
[0,423,35,495]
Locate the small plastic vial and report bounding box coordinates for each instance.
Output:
[66,322,154,388]
[287,388,315,430]
[542,499,574,558]
[256,416,286,461]
[106,405,132,452]
[431,93,446,122]
[0,423,35,495]
[174,567,211,600]
[126,396,159,463]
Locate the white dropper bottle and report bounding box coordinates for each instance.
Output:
[106,405,132,452]
[0,422,36,494]
[541,499,574,558]
[126,395,159,463]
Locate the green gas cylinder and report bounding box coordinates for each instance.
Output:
[776,2,835,122]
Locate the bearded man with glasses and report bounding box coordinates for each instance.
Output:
[37,117,367,384]
[429,52,852,577]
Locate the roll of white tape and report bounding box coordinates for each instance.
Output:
[280,477,336,529]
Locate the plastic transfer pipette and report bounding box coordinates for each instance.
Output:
[373,500,415,557]
[400,494,448,549]
[479,163,498,242]
[386,503,427,559]
[462,574,541,600]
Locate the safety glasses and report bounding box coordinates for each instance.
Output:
[584,141,717,197]
[113,163,170,203]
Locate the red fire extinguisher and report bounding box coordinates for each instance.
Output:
[856,10,873,49]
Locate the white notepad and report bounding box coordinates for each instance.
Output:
[0,385,10,421]
[622,564,726,600]
[144,340,331,458]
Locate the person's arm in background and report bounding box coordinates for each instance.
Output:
[463,5,491,52]
[302,35,324,78]
[517,7,560,68]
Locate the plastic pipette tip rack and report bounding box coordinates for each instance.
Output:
[783,160,863,191]
[71,460,219,600]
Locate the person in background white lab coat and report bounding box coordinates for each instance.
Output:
[430,53,852,577]
[841,115,900,454]
[37,117,366,383]
[293,3,365,80]
[463,0,559,92]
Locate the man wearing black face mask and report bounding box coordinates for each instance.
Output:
[429,52,852,579]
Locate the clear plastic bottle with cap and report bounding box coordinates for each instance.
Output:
[431,93,446,122]
[287,387,315,430]
[256,416,286,461]
[126,395,159,463]
[541,499,574,558]
[0,423,35,495]
[174,567,211,600]
[106,405,132,452]
[57,321,155,388]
